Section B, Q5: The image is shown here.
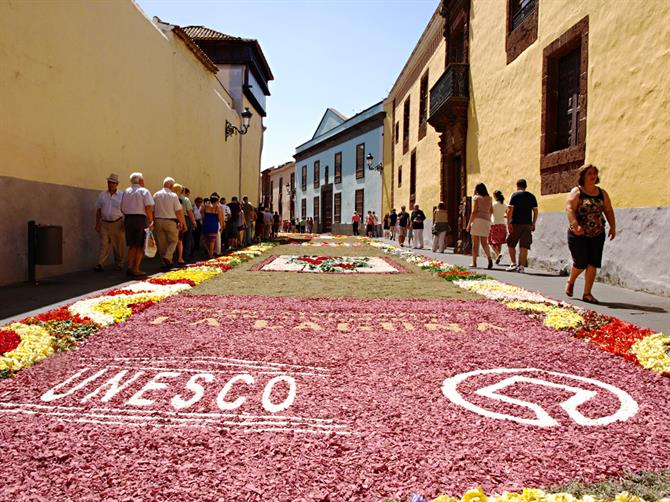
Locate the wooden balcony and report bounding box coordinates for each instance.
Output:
[428,63,469,131]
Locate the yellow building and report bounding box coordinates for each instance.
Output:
[263,161,296,225]
[0,1,272,285]
[388,0,670,296]
[385,6,445,223]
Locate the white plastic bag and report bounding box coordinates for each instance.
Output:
[144,228,157,258]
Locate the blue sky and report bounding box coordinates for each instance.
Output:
[136,0,439,169]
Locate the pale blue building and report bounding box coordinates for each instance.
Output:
[293,101,385,234]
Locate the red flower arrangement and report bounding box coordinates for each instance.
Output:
[31,306,92,325]
[128,300,156,314]
[102,289,138,297]
[148,278,197,287]
[0,329,21,355]
[575,317,653,362]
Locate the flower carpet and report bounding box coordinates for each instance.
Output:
[251,254,406,273]
[1,295,670,500]
[1,236,669,501]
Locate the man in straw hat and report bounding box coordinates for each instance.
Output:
[94,173,125,272]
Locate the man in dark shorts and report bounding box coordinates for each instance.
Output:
[389,209,398,240]
[505,179,538,273]
[120,172,154,277]
[397,206,410,247]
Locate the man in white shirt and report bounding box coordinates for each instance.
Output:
[94,173,125,272]
[121,172,154,277]
[153,177,186,270]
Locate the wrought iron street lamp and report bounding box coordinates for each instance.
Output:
[366,153,383,172]
[225,107,253,141]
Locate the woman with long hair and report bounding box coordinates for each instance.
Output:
[467,183,494,269]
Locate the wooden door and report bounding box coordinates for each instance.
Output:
[320,184,333,233]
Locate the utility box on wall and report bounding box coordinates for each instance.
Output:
[28,221,63,284]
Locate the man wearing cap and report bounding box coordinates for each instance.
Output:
[121,172,154,277]
[94,173,125,271]
[153,177,186,270]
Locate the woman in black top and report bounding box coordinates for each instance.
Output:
[565,164,616,304]
[410,204,426,249]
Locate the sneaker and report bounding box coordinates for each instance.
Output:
[495,253,502,265]
[506,264,518,272]
[517,265,525,274]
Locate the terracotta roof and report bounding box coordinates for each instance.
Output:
[182,25,274,81]
[182,26,249,42]
[153,18,218,74]
[172,27,219,74]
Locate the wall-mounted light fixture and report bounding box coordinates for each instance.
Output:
[366,153,383,173]
[285,183,296,197]
[225,107,253,141]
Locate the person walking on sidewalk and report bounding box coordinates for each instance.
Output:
[565,164,616,304]
[467,183,494,269]
[506,179,538,273]
[94,173,125,272]
[389,209,398,241]
[202,194,224,259]
[410,204,426,249]
[489,190,508,265]
[351,211,361,236]
[432,202,450,253]
[153,177,186,270]
[397,206,410,247]
[121,172,154,277]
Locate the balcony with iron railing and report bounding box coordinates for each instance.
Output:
[428,63,469,129]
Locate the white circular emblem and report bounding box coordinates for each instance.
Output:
[442,368,638,427]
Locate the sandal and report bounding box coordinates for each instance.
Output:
[582,293,599,304]
[565,281,574,297]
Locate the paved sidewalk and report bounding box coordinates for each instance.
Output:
[377,238,669,333]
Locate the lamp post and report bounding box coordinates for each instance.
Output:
[225,107,253,141]
[366,153,383,173]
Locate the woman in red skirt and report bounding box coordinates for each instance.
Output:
[488,190,508,264]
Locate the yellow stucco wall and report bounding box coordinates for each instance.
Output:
[392,38,447,211]
[240,96,263,203]
[0,0,260,199]
[467,0,670,212]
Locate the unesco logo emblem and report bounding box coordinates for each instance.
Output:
[442,368,638,427]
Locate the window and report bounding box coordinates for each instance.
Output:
[402,98,410,154]
[334,152,342,183]
[270,181,274,211]
[506,0,538,64]
[313,196,320,220]
[409,150,417,206]
[290,173,295,193]
[540,16,588,195]
[278,177,283,205]
[313,160,320,189]
[395,122,399,144]
[355,189,364,217]
[301,198,306,219]
[334,192,341,224]
[324,164,329,185]
[398,165,402,188]
[301,165,307,191]
[418,71,429,140]
[356,143,365,179]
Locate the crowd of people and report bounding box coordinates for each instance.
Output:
[95,172,282,277]
[373,166,615,303]
[97,164,615,303]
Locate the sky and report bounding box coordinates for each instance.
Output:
[136,0,440,170]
